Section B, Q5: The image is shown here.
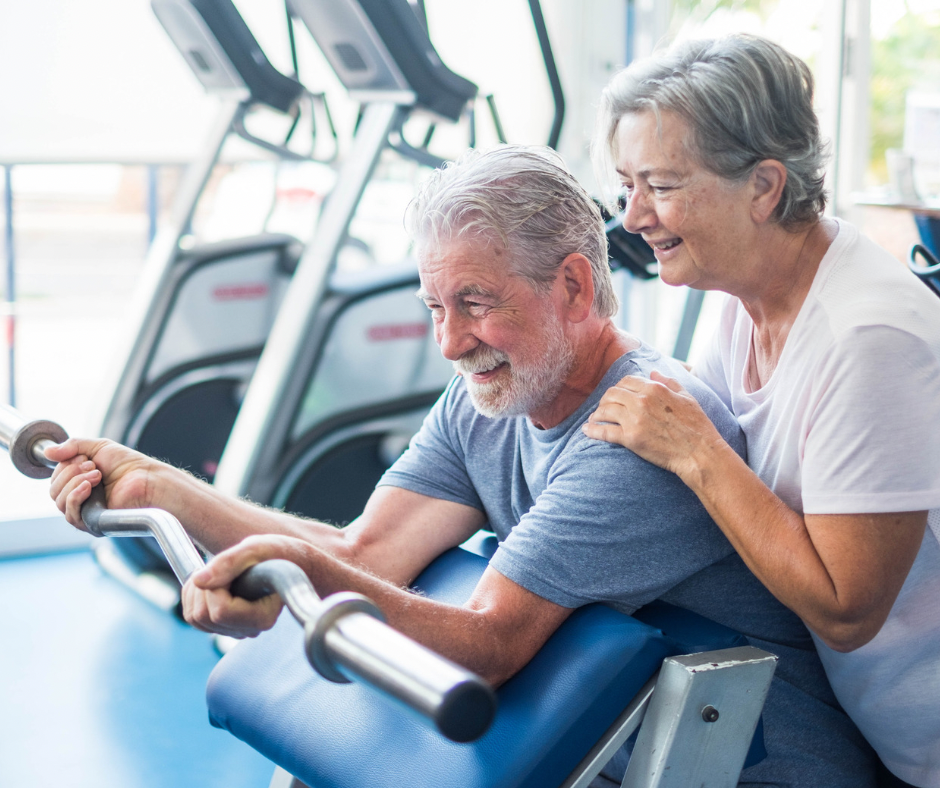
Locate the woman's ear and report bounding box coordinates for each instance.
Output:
[750,160,788,224]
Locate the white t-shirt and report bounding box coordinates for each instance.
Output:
[697,219,940,787]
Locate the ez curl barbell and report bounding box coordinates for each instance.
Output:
[0,403,496,743]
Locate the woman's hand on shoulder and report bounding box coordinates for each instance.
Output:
[582,370,721,481]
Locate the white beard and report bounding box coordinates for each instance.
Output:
[453,314,575,419]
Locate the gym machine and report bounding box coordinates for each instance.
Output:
[93,0,666,611]
[1,400,776,787]
[206,0,596,517]
[98,0,579,598]
[910,243,940,298]
[97,0,482,585]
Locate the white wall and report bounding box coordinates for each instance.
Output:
[0,0,216,163]
[0,1,623,168]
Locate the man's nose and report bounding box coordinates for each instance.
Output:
[622,188,656,235]
[436,312,478,361]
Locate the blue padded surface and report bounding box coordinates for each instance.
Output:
[207,547,672,788]
[207,546,766,787]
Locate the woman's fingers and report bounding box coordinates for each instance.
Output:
[650,369,686,393]
[583,372,711,477]
[581,420,622,443]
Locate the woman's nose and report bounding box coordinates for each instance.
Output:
[622,188,657,235]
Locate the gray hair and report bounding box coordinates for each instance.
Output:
[405,145,619,318]
[593,34,828,229]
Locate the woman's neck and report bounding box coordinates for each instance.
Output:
[739,218,838,389]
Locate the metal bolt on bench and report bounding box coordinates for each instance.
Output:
[0,402,497,743]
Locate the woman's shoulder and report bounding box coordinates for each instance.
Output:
[814,221,940,343]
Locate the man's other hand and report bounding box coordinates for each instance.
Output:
[181,535,297,638]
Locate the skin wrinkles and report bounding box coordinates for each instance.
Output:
[418,238,583,428]
[618,121,758,291]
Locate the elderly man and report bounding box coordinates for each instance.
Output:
[49,146,873,785]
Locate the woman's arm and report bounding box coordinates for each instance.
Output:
[583,371,926,652]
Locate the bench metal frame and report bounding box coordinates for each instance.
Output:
[268,645,776,788]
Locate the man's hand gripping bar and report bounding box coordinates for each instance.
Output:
[0,403,496,743]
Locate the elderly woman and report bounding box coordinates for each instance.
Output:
[584,34,940,788]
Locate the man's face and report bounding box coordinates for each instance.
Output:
[417,238,575,419]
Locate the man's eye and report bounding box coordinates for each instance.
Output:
[650,185,673,194]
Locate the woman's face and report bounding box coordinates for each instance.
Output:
[614,110,756,289]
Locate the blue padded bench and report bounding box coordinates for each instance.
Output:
[207,543,765,788]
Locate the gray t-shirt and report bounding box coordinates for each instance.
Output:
[379,343,875,786]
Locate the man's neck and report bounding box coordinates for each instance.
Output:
[528,321,639,430]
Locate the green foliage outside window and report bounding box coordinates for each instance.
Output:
[651,0,940,183]
[870,6,940,182]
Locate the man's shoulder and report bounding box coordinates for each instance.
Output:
[606,346,745,456]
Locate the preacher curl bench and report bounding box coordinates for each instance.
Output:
[3,404,774,788]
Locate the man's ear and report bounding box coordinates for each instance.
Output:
[558,253,594,323]
[750,160,787,224]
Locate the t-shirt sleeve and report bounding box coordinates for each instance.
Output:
[377,379,483,511]
[489,437,734,613]
[802,325,940,514]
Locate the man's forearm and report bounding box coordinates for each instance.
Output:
[263,538,572,687]
[277,539,518,685]
[148,462,351,559]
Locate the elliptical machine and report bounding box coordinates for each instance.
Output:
[95,0,488,597]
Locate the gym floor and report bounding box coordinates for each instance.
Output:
[0,550,275,787]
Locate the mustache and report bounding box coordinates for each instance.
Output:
[453,344,509,376]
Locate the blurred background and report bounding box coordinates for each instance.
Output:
[1,0,938,521]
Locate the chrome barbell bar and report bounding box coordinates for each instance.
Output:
[0,402,495,742]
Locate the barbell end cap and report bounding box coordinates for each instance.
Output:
[437,678,497,742]
[9,419,68,479]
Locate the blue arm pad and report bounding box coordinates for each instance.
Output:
[206,546,765,787]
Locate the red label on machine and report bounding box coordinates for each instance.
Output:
[212,283,270,301]
[367,323,428,341]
